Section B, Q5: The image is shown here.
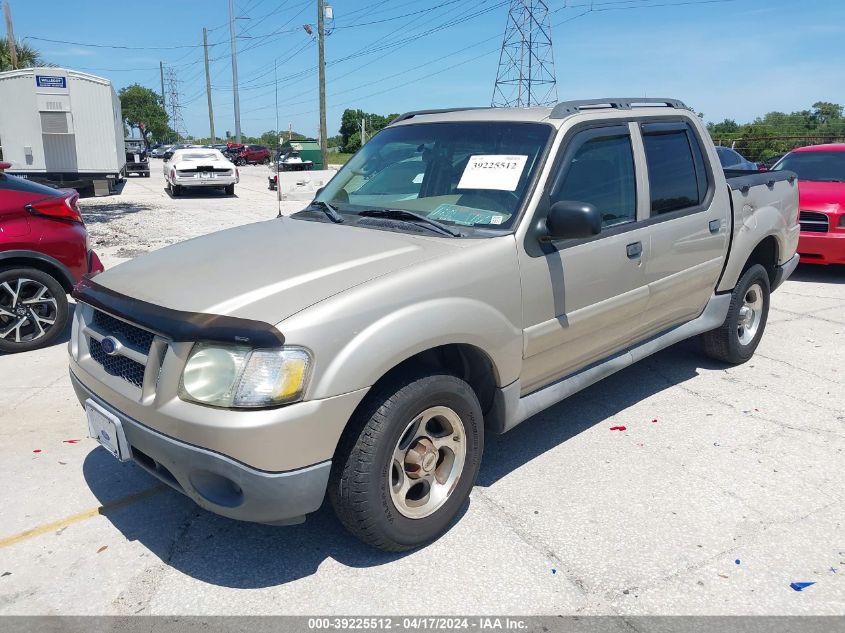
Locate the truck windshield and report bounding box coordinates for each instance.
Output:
[316,121,553,231]
[774,151,845,182]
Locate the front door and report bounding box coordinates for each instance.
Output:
[517,123,652,395]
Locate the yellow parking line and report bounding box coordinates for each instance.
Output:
[0,485,169,549]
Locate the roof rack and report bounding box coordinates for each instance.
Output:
[389,107,484,125]
[550,98,689,119]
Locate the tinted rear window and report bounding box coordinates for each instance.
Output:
[643,130,702,214]
[0,173,61,196]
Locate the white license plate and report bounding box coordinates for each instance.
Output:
[200,172,215,179]
[85,400,130,462]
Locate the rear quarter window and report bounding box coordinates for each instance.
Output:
[642,127,708,215]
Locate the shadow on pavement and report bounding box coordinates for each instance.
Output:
[83,340,714,587]
[478,340,714,486]
[788,263,845,284]
[79,201,152,225]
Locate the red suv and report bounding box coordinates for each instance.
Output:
[773,145,845,265]
[0,163,104,353]
[233,144,271,166]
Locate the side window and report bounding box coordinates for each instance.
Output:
[552,133,637,229]
[642,128,706,215]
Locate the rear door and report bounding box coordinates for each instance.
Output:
[637,120,729,335]
[517,123,653,394]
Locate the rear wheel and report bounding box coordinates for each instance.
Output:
[262,157,271,165]
[329,372,483,551]
[0,268,68,353]
[224,184,235,195]
[171,183,181,196]
[701,264,770,364]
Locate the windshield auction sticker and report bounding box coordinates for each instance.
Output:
[457,155,528,191]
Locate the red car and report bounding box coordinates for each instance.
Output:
[0,163,103,353]
[774,144,845,265]
[233,144,271,166]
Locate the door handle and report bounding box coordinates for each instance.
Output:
[626,241,642,260]
[709,219,722,233]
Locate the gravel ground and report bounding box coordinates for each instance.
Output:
[0,166,843,617]
[80,159,328,267]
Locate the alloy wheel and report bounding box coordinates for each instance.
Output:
[389,406,467,519]
[0,278,59,344]
[737,282,764,345]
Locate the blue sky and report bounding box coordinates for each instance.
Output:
[11,0,845,139]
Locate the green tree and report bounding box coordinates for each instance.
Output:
[339,108,401,151]
[0,37,46,71]
[118,84,173,142]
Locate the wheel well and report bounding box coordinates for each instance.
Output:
[0,256,74,292]
[371,344,499,418]
[741,236,778,287]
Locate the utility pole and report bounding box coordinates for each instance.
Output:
[159,61,165,106]
[228,0,242,144]
[361,118,366,145]
[203,27,215,142]
[274,59,279,141]
[3,1,17,70]
[492,0,558,107]
[317,0,328,170]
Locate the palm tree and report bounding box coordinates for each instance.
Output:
[0,37,46,71]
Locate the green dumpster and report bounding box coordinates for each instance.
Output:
[279,139,323,170]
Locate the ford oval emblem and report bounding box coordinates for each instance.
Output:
[100,336,120,356]
[101,430,111,442]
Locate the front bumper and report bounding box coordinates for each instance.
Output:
[72,371,332,524]
[798,231,845,265]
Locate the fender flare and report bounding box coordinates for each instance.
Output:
[308,297,522,400]
[0,250,76,290]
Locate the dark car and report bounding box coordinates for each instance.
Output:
[124,139,150,177]
[162,144,192,161]
[0,163,104,353]
[233,144,271,166]
[715,146,759,171]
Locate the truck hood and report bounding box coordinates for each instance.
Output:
[797,180,845,213]
[92,217,460,324]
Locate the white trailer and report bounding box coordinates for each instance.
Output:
[0,67,126,195]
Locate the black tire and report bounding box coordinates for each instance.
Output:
[0,267,68,354]
[262,157,271,165]
[329,371,484,551]
[700,264,770,364]
[172,184,181,197]
[224,184,235,195]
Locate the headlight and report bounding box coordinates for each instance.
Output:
[179,343,311,408]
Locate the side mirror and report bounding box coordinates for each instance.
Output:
[546,200,602,241]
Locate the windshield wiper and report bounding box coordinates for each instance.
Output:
[309,200,345,224]
[358,208,461,237]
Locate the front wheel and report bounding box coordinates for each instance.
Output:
[0,268,68,353]
[700,264,770,364]
[262,157,271,165]
[329,372,484,551]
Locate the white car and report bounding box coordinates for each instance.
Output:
[163,148,239,196]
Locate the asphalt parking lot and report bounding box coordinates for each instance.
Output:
[1,163,843,616]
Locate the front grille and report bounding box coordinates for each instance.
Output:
[92,310,154,354]
[89,337,146,388]
[799,211,829,233]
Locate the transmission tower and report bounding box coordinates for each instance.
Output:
[163,66,185,140]
[492,0,558,108]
